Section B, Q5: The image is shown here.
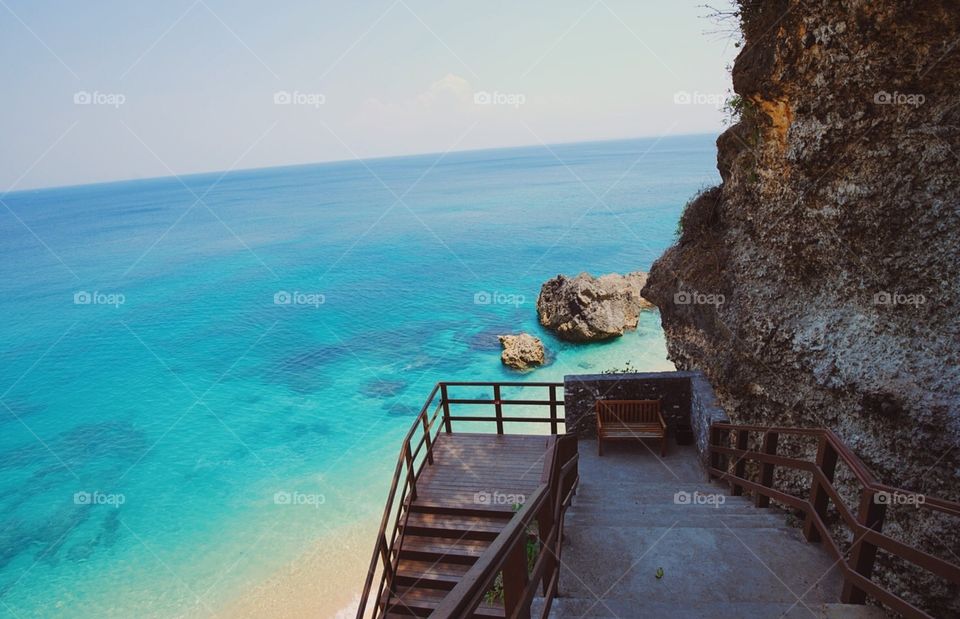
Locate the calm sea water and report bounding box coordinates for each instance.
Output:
[0,134,718,617]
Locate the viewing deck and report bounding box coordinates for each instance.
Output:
[412,433,551,513]
[358,376,960,619]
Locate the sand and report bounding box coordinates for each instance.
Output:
[221,517,378,618]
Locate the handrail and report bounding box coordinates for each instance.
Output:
[357,383,444,618]
[434,434,580,618]
[357,381,567,618]
[708,422,960,619]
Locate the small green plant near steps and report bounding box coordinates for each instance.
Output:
[484,503,541,605]
[655,566,665,579]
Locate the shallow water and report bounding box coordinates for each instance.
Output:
[0,134,718,617]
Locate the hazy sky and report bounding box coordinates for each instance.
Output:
[0,0,739,191]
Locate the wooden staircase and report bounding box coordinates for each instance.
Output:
[358,382,577,619]
[385,507,514,617]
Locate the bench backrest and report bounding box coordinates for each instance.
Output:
[596,399,662,424]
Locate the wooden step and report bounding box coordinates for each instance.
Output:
[400,511,510,540]
[397,534,491,564]
[385,585,505,618]
[394,558,471,589]
[408,501,517,517]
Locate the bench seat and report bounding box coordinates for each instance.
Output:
[596,400,667,456]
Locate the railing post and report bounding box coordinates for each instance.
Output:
[755,431,779,508]
[441,383,452,434]
[804,434,838,542]
[537,494,556,596]
[502,536,531,619]
[421,413,433,465]
[841,488,887,604]
[494,384,504,435]
[378,532,394,599]
[404,442,417,502]
[709,426,730,481]
[549,385,558,435]
[708,425,720,479]
[732,429,749,496]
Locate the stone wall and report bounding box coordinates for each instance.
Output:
[689,372,730,469]
[563,371,727,466]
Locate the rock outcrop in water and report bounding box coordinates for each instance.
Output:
[497,334,545,370]
[537,272,653,342]
[643,1,959,615]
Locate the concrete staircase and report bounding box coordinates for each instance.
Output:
[541,440,889,619]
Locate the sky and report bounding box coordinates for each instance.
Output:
[0,0,740,191]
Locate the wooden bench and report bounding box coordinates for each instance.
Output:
[596,399,667,457]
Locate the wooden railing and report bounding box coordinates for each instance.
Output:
[357,381,566,619]
[708,423,960,619]
[433,434,579,619]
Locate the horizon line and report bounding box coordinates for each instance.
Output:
[5,129,721,196]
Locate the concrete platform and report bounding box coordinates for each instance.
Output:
[542,440,890,618]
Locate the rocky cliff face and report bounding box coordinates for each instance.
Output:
[643,1,959,614]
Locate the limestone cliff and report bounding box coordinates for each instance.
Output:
[643,1,959,614]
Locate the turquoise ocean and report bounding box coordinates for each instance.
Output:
[0,134,718,617]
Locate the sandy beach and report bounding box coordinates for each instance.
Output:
[222,517,378,619]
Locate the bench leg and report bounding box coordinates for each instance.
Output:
[598,435,603,457]
[660,434,666,457]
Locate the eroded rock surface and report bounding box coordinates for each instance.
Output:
[643,2,959,615]
[498,334,545,370]
[537,272,653,342]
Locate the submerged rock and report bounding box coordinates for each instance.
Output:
[537,272,653,342]
[497,334,545,370]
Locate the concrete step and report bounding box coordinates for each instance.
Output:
[535,597,890,618]
[557,524,843,604]
[564,512,794,528]
[570,483,754,505]
[569,497,768,511]
[567,502,778,518]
